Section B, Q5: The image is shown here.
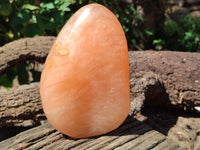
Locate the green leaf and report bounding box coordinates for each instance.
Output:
[44,2,55,9]
[57,1,71,12]
[32,15,37,23]
[22,4,40,11]
[59,4,71,12]
[54,0,61,5]
[129,5,135,12]
[125,9,130,15]
[4,88,9,92]
[115,13,119,18]
[184,32,192,40]
[131,39,136,45]
[153,39,165,50]
[153,39,163,44]
[17,12,23,19]
[145,30,154,36]
[40,2,55,13]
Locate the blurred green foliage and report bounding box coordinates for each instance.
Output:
[0,0,75,45]
[154,15,200,52]
[0,0,200,88]
[0,0,151,48]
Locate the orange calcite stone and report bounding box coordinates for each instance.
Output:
[40,4,130,138]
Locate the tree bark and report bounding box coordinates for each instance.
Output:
[0,37,200,149]
[0,83,44,127]
[0,36,55,76]
[0,36,200,128]
[129,51,200,113]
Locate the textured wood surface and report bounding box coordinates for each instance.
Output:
[129,51,200,113]
[0,116,180,150]
[1,111,200,149]
[0,83,44,127]
[1,36,200,113]
[0,36,200,126]
[137,110,200,149]
[0,36,200,149]
[0,36,55,76]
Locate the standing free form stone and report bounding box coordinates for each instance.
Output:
[40,4,130,138]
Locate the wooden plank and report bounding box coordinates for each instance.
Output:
[0,117,180,150]
[151,139,180,150]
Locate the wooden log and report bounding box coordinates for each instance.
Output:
[129,51,200,113]
[0,37,200,128]
[0,36,55,76]
[0,37,199,149]
[0,117,180,150]
[0,83,44,127]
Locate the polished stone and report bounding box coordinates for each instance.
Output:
[40,4,130,138]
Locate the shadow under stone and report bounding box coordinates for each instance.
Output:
[0,126,33,142]
[140,81,199,136]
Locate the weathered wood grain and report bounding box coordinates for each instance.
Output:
[0,83,44,127]
[0,36,55,76]
[0,29,200,150]
[0,117,181,150]
[138,110,200,149]
[0,36,200,128]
